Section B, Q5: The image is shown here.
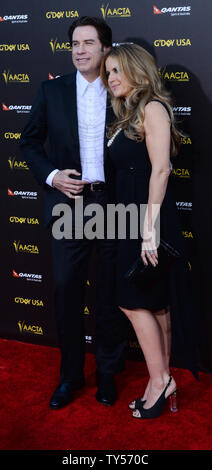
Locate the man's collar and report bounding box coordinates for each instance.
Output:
[76,70,106,96]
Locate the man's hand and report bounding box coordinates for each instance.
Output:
[52,169,88,199]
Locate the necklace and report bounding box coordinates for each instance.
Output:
[107,127,122,147]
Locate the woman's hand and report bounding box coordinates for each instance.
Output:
[141,228,158,267]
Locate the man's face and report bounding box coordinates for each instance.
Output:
[72,25,109,82]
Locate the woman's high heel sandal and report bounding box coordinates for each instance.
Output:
[132,375,178,419]
[169,390,178,412]
[128,397,146,410]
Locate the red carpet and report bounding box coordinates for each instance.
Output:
[0,338,211,450]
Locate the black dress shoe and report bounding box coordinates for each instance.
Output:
[49,380,84,410]
[96,374,117,406]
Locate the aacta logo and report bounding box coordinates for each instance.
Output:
[13,240,39,255]
[2,70,30,84]
[18,320,43,336]
[159,67,189,82]
[172,168,191,178]
[101,4,131,19]
[49,38,71,53]
[8,157,29,170]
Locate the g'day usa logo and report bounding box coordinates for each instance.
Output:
[153,5,191,16]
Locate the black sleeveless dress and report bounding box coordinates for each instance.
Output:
[108,102,198,377]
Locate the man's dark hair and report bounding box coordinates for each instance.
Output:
[68,16,112,48]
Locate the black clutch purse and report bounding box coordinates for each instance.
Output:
[124,239,181,285]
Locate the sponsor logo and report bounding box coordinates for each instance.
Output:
[18,320,43,336]
[4,132,21,140]
[8,188,37,199]
[172,168,191,178]
[182,230,193,238]
[2,70,30,84]
[154,38,191,47]
[0,43,30,52]
[14,297,44,306]
[85,335,92,344]
[176,201,192,211]
[173,106,191,116]
[49,38,71,53]
[9,216,39,224]
[49,73,60,80]
[8,157,29,170]
[46,11,79,19]
[129,340,140,350]
[0,14,28,23]
[84,306,90,315]
[181,136,192,145]
[2,103,31,113]
[13,240,39,254]
[153,5,191,16]
[12,269,42,282]
[159,67,190,82]
[101,3,131,18]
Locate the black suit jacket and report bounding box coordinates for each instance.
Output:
[20,72,115,227]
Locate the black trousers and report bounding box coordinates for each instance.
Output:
[51,190,127,385]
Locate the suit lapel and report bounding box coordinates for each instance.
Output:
[63,72,81,167]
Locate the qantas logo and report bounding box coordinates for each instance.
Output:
[176,202,192,210]
[153,6,162,14]
[0,14,28,23]
[48,72,60,79]
[153,5,191,16]
[2,103,31,113]
[12,270,42,282]
[8,188,37,199]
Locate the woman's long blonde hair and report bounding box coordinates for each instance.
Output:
[100,43,182,156]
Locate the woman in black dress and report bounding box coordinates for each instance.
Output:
[100,44,197,419]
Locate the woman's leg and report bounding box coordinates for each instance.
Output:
[155,306,171,372]
[132,306,172,404]
[120,306,176,414]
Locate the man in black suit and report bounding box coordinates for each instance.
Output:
[20,17,126,409]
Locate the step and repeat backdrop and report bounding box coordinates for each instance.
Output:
[1,0,212,371]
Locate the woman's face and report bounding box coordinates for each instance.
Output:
[105,56,132,98]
